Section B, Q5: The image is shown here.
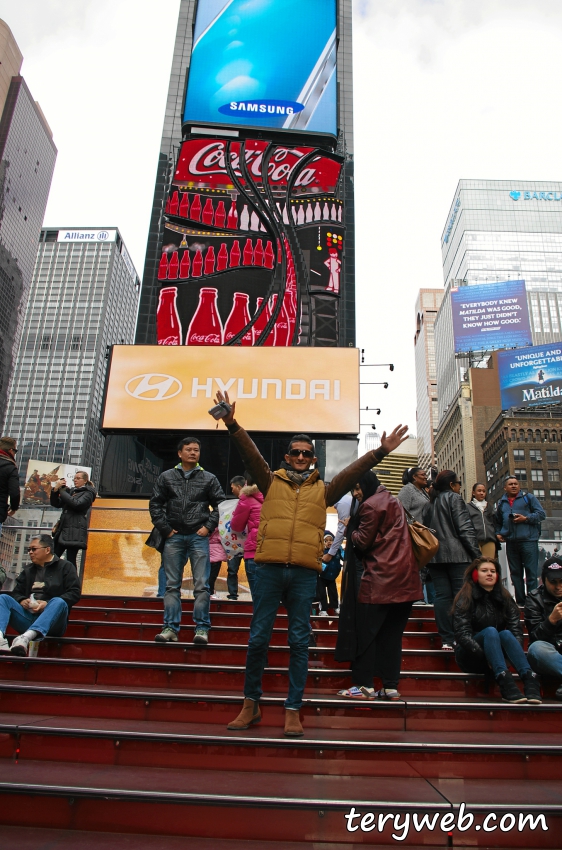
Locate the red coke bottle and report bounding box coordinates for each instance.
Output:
[224,292,253,345]
[165,197,171,215]
[217,243,228,271]
[179,250,190,279]
[270,294,289,346]
[169,191,179,216]
[204,246,216,275]
[202,197,214,225]
[264,241,275,269]
[262,298,276,346]
[227,199,238,229]
[192,249,203,277]
[179,193,189,218]
[168,251,179,280]
[157,252,169,280]
[191,194,202,222]
[254,239,264,266]
[157,287,182,345]
[253,297,267,343]
[214,201,226,229]
[243,238,254,266]
[186,287,223,345]
[229,240,241,267]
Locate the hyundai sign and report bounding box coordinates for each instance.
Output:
[498,344,562,410]
[451,280,532,354]
[183,0,337,137]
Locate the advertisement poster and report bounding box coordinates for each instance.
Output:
[23,461,92,506]
[498,343,562,410]
[183,0,337,137]
[156,137,344,347]
[451,280,532,354]
[101,345,360,435]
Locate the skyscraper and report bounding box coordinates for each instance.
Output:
[414,289,443,471]
[0,20,57,425]
[135,0,355,348]
[3,228,140,485]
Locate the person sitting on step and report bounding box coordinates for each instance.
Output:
[0,534,81,657]
[525,556,562,701]
[452,557,542,704]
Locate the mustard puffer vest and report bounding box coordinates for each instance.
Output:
[254,469,327,571]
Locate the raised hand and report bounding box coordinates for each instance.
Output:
[380,425,409,455]
[212,390,236,426]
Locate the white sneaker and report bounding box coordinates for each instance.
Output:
[0,633,9,654]
[334,608,340,615]
[318,611,329,617]
[10,634,30,657]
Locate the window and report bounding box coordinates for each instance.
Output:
[514,469,527,481]
[551,489,562,500]
[530,450,542,462]
[547,450,558,463]
[554,531,562,540]
[549,470,560,483]
[531,470,544,482]
[513,449,525,461]
[533,488,546,499]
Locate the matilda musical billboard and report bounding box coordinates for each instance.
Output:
[101,345,360,435]
[156,137,344,348]
[451,280,532,354]
[183,0,337,138]
[498,343,562,410]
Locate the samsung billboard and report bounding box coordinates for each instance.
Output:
[451,280,532,354]
[183,0,337,138]
[498,344,562,410]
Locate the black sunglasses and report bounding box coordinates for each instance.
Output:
[288,449,314,459]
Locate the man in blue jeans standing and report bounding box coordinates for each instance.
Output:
[525,556,562,700]
[0,534,80,656]
[495,476,546,605]
[150,437,225,645]
[212,390,408,738]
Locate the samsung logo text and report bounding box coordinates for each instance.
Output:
[219,99,304,117]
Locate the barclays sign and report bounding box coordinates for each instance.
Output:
[509,190,562,201]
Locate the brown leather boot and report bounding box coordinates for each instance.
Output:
[283,708,303,737]
[227,698,261,730]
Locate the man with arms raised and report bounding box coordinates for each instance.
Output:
[212,391,408,737]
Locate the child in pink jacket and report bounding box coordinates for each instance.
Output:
[208,528,227,598]
[230,472,264,599]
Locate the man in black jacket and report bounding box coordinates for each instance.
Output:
[525,557,562,700]
[0,436,20,533]
[0,534,80,657]
[150,436,225,645]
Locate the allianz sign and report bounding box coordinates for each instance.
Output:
[510,190,562,201]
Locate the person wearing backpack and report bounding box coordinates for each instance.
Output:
[495,476,546,606]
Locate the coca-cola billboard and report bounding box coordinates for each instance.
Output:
[156,137,344,348]
[183,0,337,139]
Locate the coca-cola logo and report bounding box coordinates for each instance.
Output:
[158,337,180,346]
[189,334,221,344]
[175,139,341,192]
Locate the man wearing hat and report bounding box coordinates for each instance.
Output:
[525,557,562,700]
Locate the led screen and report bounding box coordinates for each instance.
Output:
[183,0,337,137]
[451,280,532,354]
[498,343,562,410]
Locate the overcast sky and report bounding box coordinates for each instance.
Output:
[2,0,562,443]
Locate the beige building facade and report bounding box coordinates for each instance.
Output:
[414,289,443,472]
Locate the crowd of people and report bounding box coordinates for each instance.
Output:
[2,411,562,737]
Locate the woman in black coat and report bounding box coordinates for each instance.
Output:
[422,470,480,650]
[453,557,541,704]
[50,470,96,567]
[466,483,499,559]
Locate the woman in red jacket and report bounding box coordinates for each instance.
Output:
[336,470,422,700]
[230,472,264,599]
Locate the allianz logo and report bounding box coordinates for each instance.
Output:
[124,374,340,401]
[510,190,562,201]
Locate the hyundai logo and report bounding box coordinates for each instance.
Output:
[125,373,183,401]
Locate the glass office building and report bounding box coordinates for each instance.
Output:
[436,180,562,421]
[3,228,140,486]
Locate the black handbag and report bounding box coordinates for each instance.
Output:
[145,527,166,554]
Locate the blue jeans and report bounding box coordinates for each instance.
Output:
[428,562,466,645]
[506,540,539,605]
[423,579,436,604]
[244,558,257,598]
[528,640,562,681]
[474,627,531,678]
[244,563,318,710]
[227,553,243,598]
[157,563,166,597]
[0,596,69,638]
[162,532,211,633]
